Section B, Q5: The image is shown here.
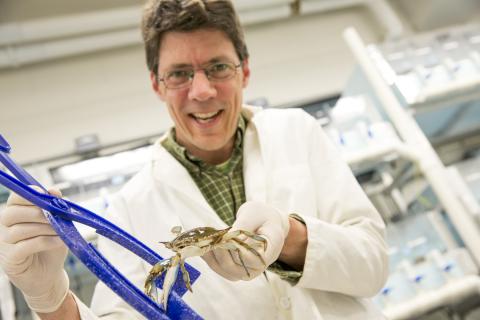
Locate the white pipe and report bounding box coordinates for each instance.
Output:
[0,6,142,68]
[345,143,420,166]
[300,0,366,13]
[0,6,141,46]
[384,275,480,320]
[0,29,142,68]
[343,27,480,266]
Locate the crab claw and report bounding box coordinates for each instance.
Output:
[144,258,171,300]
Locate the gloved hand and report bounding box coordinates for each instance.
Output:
[0,188,69,313]
[203,201,290,281]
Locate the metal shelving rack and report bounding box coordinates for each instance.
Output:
[343,27,480,319]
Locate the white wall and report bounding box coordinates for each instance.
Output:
[0,7,383,164]
[244,7,381,105]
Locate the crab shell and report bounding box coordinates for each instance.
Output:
[160,226,232,258]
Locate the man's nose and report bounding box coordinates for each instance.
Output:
[188,70,217,101]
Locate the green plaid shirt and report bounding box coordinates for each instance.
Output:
[161,116,247,225]
[161,115,302,284]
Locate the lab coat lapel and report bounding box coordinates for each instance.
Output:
[151,144,212,213]
[243,110,267,204]
[152,145,227,229]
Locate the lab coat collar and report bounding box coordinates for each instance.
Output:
[151,140,212,213]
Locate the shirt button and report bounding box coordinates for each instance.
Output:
[279,296,291,309]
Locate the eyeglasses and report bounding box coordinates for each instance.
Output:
[158,61,242,89]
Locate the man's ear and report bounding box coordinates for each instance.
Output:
[150,71,165,101]
[241,59,250,88]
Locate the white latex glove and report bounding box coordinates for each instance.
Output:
[0,188,69,313]
[203,201,290,281]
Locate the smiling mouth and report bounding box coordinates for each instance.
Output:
[190,110,223,123]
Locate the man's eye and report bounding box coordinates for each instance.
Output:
[210,63,229,73]
[167,70,190,79]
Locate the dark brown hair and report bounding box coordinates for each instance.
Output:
[141,0,249,77]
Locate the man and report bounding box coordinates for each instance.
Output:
[0,0,388,319]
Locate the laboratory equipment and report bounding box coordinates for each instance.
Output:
[340,26,480,320]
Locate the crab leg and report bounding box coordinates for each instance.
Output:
[231,237,267,266]
[220,240,264,277]
[179,258,193,293]
[144,258,172,299]
[161,255,180,311]
[229,230,267,251]
[228,248,251,277]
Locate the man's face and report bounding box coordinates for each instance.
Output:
[151,29,250,164]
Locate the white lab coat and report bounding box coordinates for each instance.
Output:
[76,107,388,320]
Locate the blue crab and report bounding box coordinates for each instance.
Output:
[144,226,267,310]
